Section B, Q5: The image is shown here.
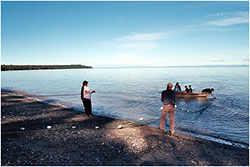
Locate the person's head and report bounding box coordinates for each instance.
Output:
[167,83,173,90]
[189,85,191,88]
[83,80,88,86]
[185,86,188,88]
[175,82,179,87]
[211,88,214,92]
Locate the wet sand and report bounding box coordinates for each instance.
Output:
[1,91,249,166]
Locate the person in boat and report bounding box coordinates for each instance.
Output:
[184,86,189,93]
[174,82,181,92]
[81,80,96,117]
[188,85,193,93]
[160,82,176,135]
[202,88,216,99]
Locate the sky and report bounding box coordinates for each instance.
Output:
[1,1,249,67]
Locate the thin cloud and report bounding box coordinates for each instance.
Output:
[210,59,225,62]
[243,58,249,62]
[220,50,249,56]
[119,41,159,50]
[206,11,248,18]
[110,32,167,50]
[207,17,248,26]
[205,11,249,26]
[116,32,167,41]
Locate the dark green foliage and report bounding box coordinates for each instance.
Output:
[1,64,93,71]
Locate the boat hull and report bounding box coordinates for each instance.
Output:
[176,92,209,98]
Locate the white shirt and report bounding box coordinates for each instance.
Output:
[83,86,92,99]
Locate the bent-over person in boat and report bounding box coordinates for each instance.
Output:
[202,88,216,99]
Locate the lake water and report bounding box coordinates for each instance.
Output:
[1,67,249,148]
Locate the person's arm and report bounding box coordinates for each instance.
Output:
[87,87,96,94]
[161,92,164,102]
[173,92,176,105]
[211,92,216,99]
[81,86,84,100]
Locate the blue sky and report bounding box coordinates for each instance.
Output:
[1,1,249,67]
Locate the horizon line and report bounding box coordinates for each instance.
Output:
[94,64,249,68]
[1,64,248,68]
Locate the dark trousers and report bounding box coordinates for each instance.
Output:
[82,98,92,116]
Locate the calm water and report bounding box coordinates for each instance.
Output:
[1,67,249,147]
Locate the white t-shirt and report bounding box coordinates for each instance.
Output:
[83,86,91,99]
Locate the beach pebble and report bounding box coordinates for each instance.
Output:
[47,126,52,129]
[95,157,100,163]
[191,160,197,164]
[20,127,25,130]
[117,125,123,129]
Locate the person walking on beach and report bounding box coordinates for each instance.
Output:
[202,88,216,99]
[81,80,96,117]
[160,83,176,135]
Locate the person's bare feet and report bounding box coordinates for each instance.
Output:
[158,127,166,134]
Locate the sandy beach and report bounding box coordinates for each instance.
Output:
[1,91,249,166]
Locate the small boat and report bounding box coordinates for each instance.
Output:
[176,91,209,98]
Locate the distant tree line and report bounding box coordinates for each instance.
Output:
[1,64,93,71]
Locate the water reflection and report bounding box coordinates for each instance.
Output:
[177,96,210,103]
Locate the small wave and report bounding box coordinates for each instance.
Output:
[181,130,249,149]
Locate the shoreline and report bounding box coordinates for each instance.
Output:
[2,88,248,149]
[1,64,93,71]
[1,90,249,165]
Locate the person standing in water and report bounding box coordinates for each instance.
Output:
[160,82,176,135]
[81,80,96,117]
